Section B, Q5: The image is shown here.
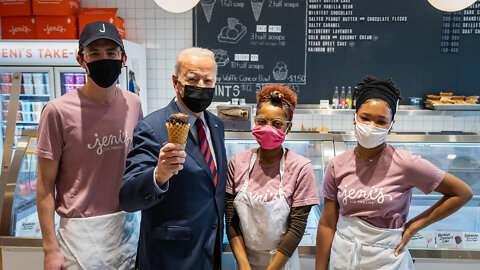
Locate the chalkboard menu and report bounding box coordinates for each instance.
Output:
[193,0,480,104]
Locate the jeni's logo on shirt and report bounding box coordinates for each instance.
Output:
[338,185,393,205]
[87,130,132,155]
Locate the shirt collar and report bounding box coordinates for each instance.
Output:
[174,97,206,127]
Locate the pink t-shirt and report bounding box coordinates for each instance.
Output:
[227,148,320,208]
[322,144,445,229]
[36,88,143,218]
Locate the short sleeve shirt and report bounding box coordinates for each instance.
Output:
[227,148,320,208]
[36,88,143,218]
[321,144,445,229]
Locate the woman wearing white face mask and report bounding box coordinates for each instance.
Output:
[225,85,320,270]
[315,77,473,270]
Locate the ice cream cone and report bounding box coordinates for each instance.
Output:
[166,122,190,174]
[201,0,216,23]
[251,0,264,21]
[166,122,190,144]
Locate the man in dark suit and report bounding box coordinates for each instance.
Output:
[119,47,227,270]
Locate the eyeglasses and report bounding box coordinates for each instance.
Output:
[254,116,289,129]
[83,50,123,61]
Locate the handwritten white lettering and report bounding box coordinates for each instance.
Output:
[338,185,393,205]
[87,130,132,155]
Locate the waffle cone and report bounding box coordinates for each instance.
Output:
[166,123,190,144]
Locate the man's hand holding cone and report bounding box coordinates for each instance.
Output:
[155,113,190,185]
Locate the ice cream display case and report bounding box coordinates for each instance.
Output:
[222,132,335,246]
[0,128,59,240]
[222,132,480,270]
[1,130,479,269]
[333,133,480,268]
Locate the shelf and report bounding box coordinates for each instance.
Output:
[2,121,38,125]
[2,110,41,113]
[1,94,50,98]
[412,194,480,201]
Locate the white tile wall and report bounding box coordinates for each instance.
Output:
[80,0,193,114]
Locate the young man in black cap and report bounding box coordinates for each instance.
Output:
[36,21,143,270]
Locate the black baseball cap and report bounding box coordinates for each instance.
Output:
[79,21,124,50]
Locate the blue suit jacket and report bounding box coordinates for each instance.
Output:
[120,99,227,270]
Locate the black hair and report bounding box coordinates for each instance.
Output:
[354,76,402,120]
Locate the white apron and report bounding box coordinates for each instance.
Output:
[57,211,139,270]
[233,148,300,270]
[329,215,415,270]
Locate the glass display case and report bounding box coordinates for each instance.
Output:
[2,130,479,269]
[222,132,480,269]
[0,68,54,156]
[0,128,59,239]
[224,132,334,246]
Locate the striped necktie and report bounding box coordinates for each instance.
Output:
[195,118,218,186]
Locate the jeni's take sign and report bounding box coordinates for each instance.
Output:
[0,41,79,65]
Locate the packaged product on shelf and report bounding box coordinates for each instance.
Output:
[23,84,34,95]
[32,111,41,122]
[64,73,75,84]
[65,84,75,93]
[0,16,37,39]
[22,101,32,112]
[32,0,80,16]
[0,0,32,17]
[1,73,13,83]
[1,83,11,94]
[33,84,46,95]
[31,101,44,112]
[22,73,33,84]
[32,73,44,84]
[22,112,32,122]
[79,8,126,39]
[35,16,78,39]
[74,73,85,84]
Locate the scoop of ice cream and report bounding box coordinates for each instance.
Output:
[170,113,189,125]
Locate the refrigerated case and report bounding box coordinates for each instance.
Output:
[333,134,480,258]
[2,131,479,269]
[222,132,334,246]
[221,132,480,270]
[0,67,54,165]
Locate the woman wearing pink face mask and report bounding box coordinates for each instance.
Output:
[315,77,473,270]
[225,85,320,270]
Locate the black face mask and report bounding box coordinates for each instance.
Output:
[180,84,215,113]
[85,59,122,88]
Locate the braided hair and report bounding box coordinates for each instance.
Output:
[256,85,297,121]
[355,76,402,120]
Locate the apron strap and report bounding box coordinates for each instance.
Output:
[240,148,288,197]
